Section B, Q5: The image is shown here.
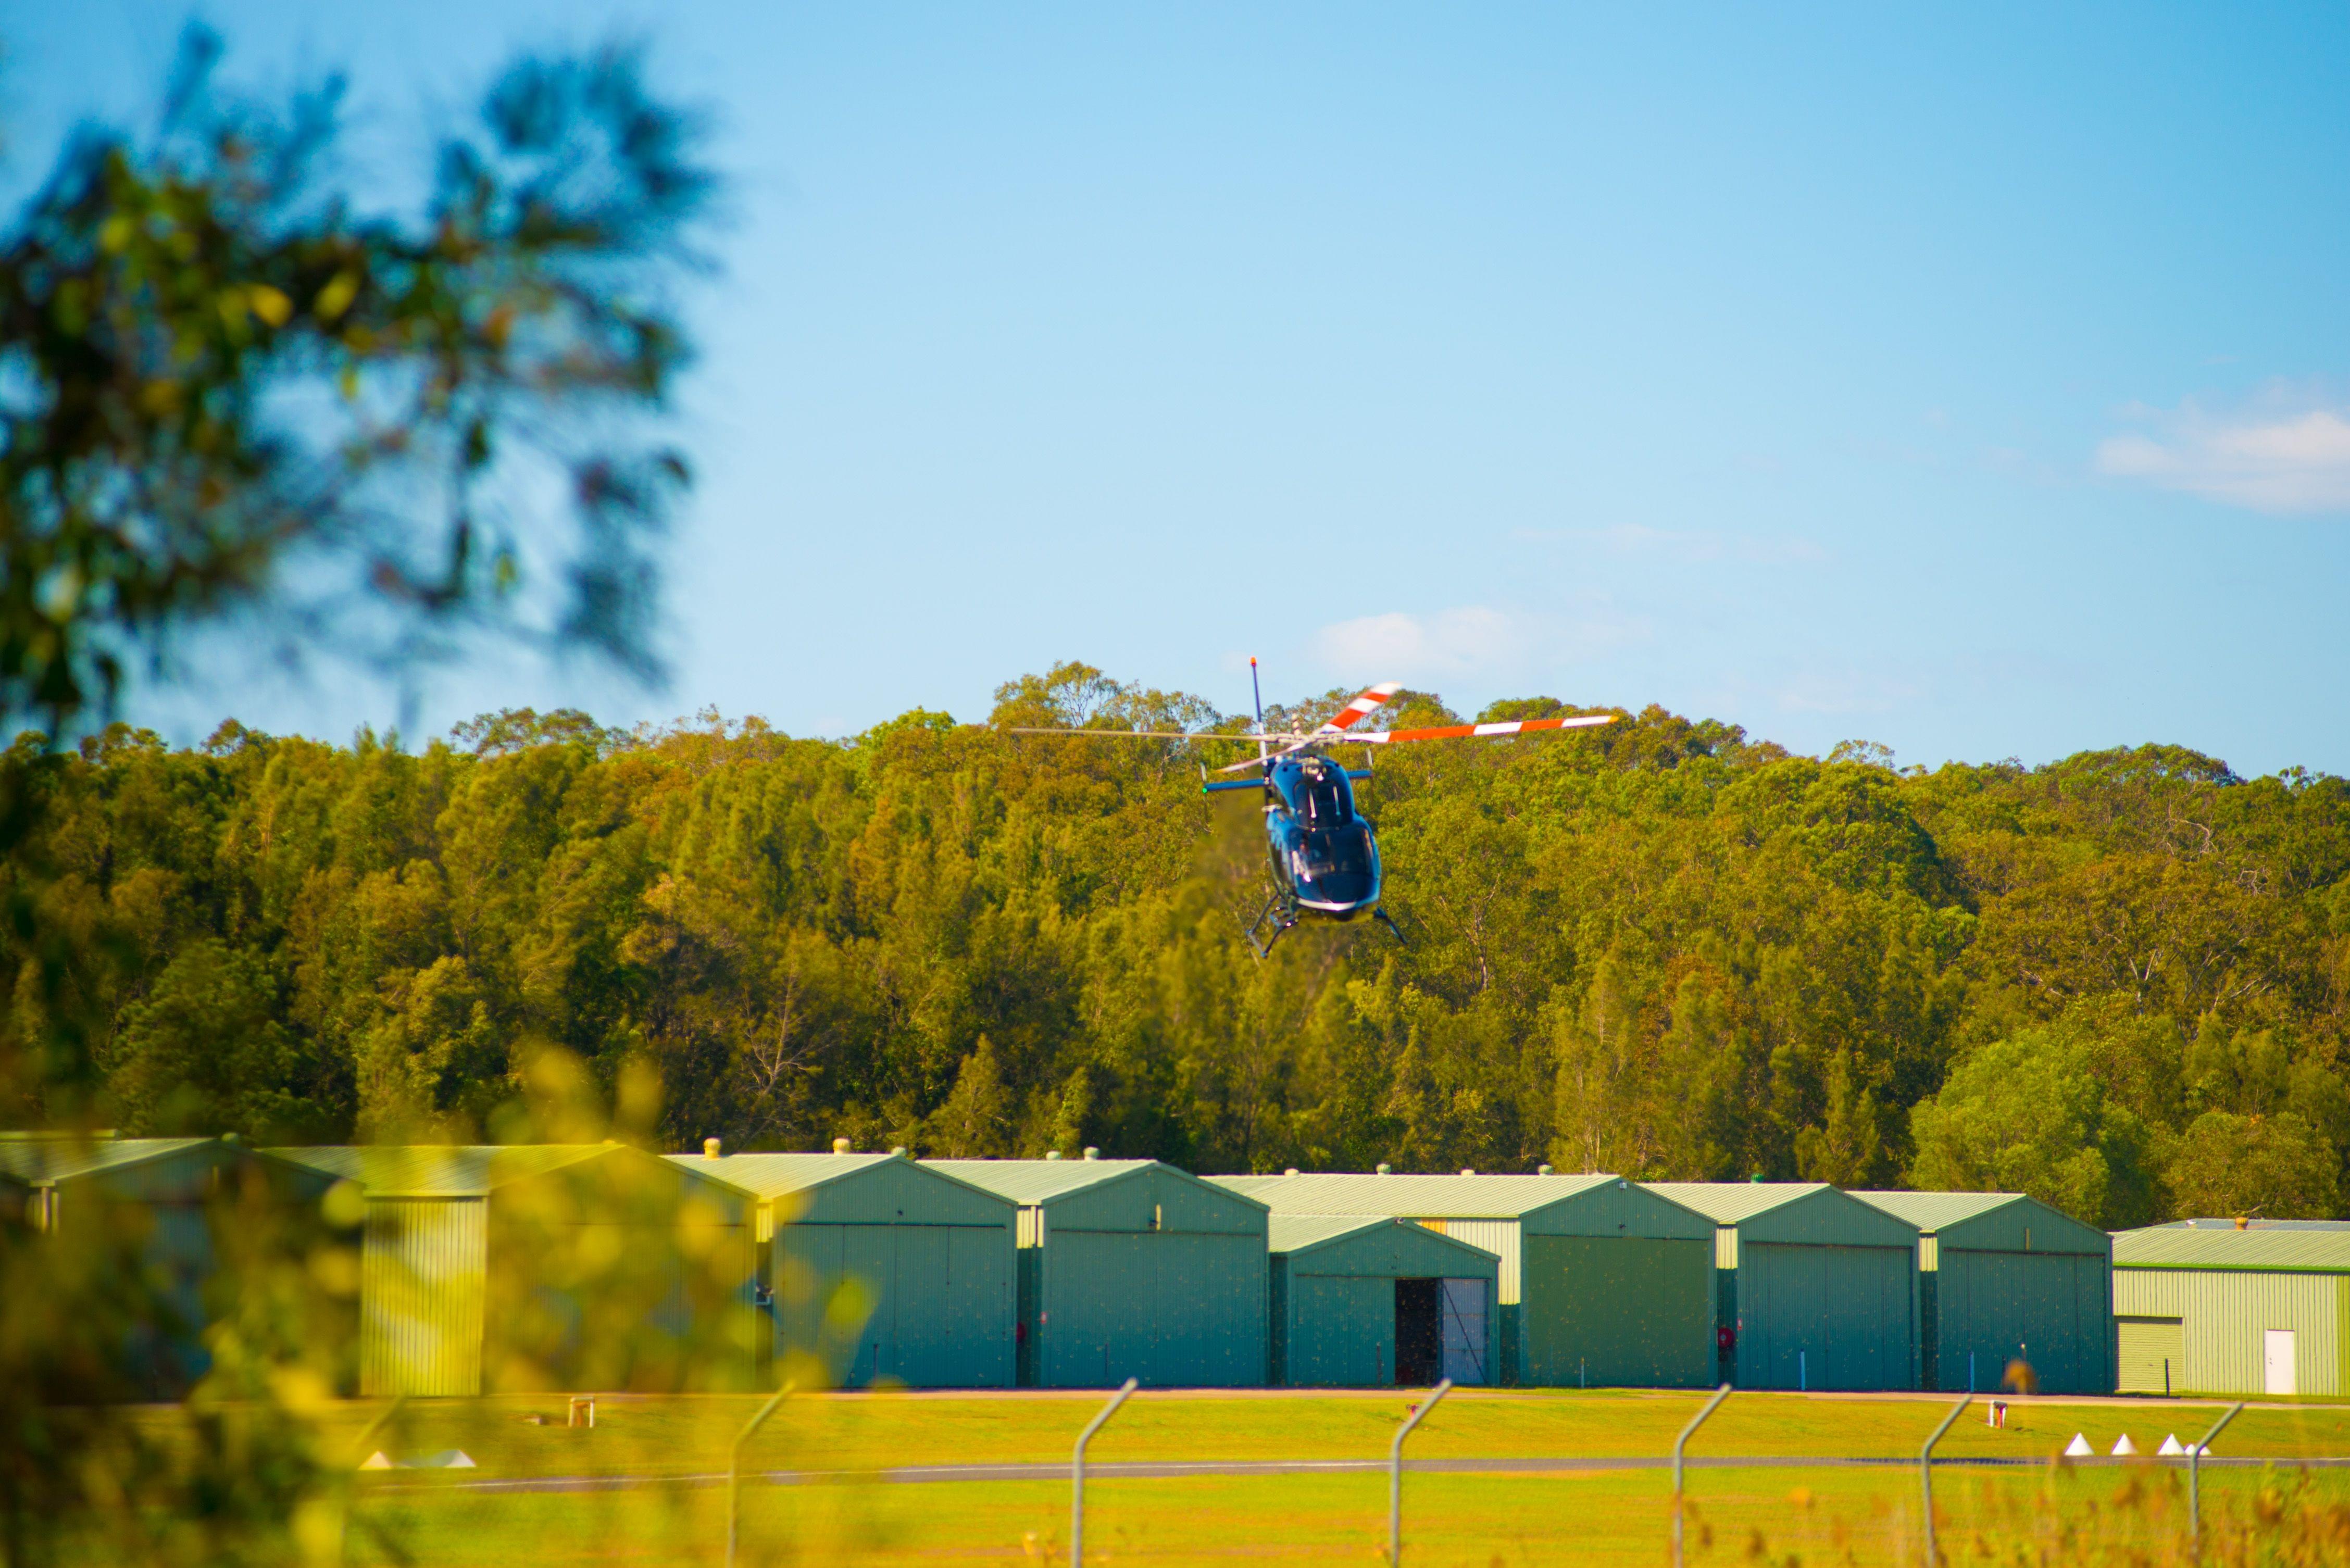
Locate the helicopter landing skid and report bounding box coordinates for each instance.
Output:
[1245,894,1298,959]
[1373,906,1407,947]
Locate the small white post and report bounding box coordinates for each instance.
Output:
[1389,1378,1452,1564]
[1071,1378,1138,1568]
[1672,1384,1733,1568]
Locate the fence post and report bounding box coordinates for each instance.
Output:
[1389,1378,1452,1565]
[728,1382,794,1568]
[1919,1396,1970,1567]
[2188,1401,2243,1561]
[1672,1384,1733,1568]
[1071,1377,1138,1568]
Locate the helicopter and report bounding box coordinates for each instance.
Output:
[1012,660,1617,956]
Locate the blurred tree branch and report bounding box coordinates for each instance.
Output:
[0,25,714,740]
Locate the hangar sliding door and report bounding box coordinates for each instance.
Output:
[783,1222,1014,1388]
[1742,1242,1914,1391]
[1940,1249,2106,1396]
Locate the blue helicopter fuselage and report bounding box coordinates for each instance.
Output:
[1259,752,1381,920]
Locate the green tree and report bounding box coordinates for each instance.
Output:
[104,939,331,1138]
[1907,1030,2155,1227]
[0,32,708,736]
[2164,1111,2343,1220]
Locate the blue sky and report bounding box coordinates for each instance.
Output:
[9,4,2350,773]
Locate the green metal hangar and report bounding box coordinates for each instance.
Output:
[927,1155,1267,1388]
[1648,1182,1919,1391]
[273,1143,758,1396]
[1,1134,342,1396]
[1263,1215,1501,1387]
[1216,1172,1718,1388]
[1852,1191,2111,1395]
[668,1149,1017,1389]
[2112,1221,2350,1397]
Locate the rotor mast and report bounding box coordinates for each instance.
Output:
[1250,656,1268,768]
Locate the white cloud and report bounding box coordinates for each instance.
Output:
[2097,394,2350,515]
[1315,607,1526,678]
[1311,604,1646,685]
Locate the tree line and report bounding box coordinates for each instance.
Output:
[7,660,2346,1229]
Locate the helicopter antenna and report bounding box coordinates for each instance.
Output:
[1250,657,1267,766]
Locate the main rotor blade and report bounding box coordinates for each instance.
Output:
[1311,682,1404,737]
[1353,714,1618,745]
[1007,727,1307,742]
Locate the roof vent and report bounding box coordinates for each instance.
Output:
[890,1146,908,1157]
[703,1137,722,1159]
[1284,1167,1299,1177]
[2236,1215,2250,1230]
[1376,1163,1391,1175]
[832,1137,852,1155]
[1083,1147,1100,1160]
[1045,1150,1062,1160]
[1538,1164,1553,1176]
[1460,1168,1475,1176]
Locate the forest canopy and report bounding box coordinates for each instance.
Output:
[9,658,2348,1230]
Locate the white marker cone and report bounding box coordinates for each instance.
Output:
[2111,1433,2138,1456]
[358,1451,393,1471]
[2064,1433,2094,1457]
[2157,1434,2185,1456]
[419,1450,476,1469]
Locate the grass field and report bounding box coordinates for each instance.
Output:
[294,1389,2350,1564]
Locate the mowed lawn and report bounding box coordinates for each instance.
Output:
[309,1386,2350,1477]
[307,1389,2350,1564]
[355,1464,2350,1566]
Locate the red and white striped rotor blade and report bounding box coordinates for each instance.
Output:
[1353,713,1618,745]
[1312,682,1404,737]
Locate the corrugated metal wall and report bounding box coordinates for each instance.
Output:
[1431,1221,1521,1303]
[360,1198,486,1397]
[2114,1269,2350,1396]
[1521,1235,1714,1389]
